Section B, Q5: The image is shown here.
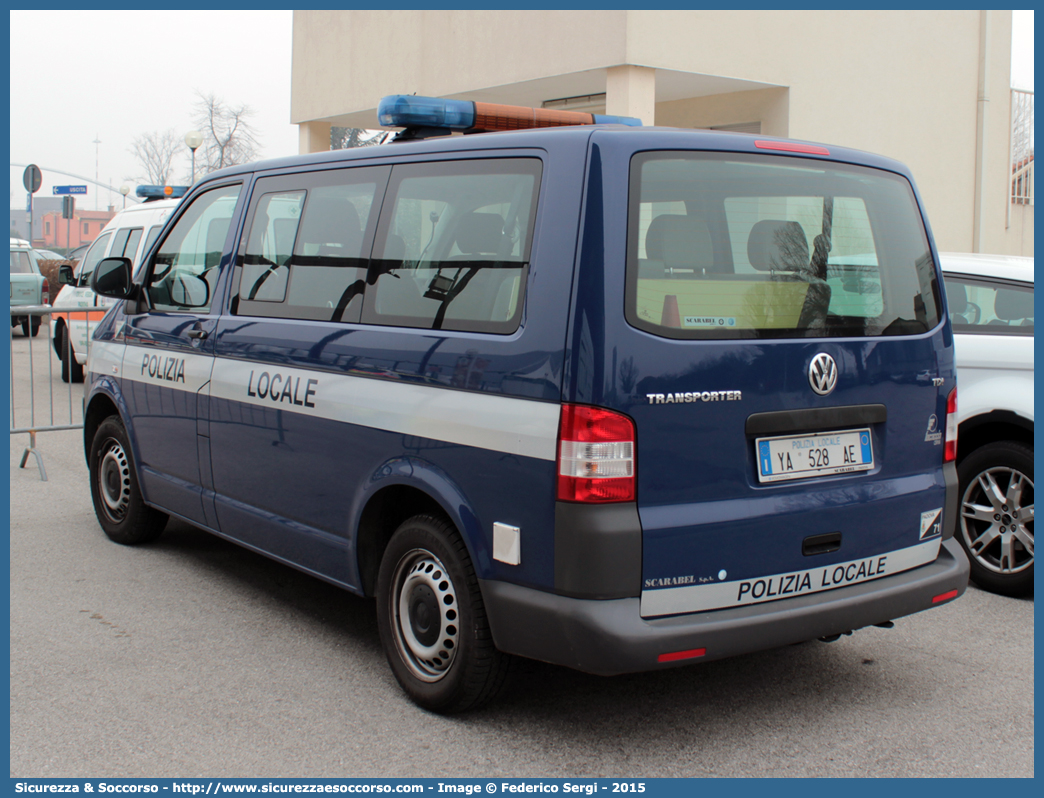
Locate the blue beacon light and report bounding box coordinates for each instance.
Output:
[377,95,642,133]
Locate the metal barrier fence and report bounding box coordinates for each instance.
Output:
[9,305,92,481]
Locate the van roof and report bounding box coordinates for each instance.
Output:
[199,124,915,187]
[97,197,181,231]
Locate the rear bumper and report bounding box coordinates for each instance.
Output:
[481,537,969,676]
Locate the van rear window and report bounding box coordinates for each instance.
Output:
[625,152,941,339]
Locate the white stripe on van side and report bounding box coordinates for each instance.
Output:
[640,538,942,618]
[123,344,215,392]
[87,340,130,381]
[109,344,560,462]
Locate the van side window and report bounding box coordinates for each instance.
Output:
[123,229,144,264]
[143,225,163,260]
[241,191,304,303]
[76,231,113,285]
[233,168,387,322]
[110,228,132,260]
[111,227,144,264]
[147,184,241,313]
[362,158,541,334]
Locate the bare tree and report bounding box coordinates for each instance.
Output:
[129,129,181,185]
[331,128,392,149]
[193,92,261,174]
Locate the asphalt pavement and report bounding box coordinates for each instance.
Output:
[7,330,1034,778]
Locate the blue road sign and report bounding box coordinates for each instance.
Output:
[53,185,87,195]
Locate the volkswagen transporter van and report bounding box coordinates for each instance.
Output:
[83,96,969,712]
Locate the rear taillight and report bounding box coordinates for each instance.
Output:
[42,278,49,305]
[556,404,636,503]
[944,388,958,462]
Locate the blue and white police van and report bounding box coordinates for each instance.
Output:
[84,95,969,712]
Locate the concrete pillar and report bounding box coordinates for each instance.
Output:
[298,121,332,155]
[605,65,657,126]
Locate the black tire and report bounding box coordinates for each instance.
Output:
[59,326,84,383]
[956,441,1034,597]
[52,321,64,358]
[88,416,168,545]
[376,514,510,713]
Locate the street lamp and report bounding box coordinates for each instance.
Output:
[185,130,204,184]
[120,184,130,209]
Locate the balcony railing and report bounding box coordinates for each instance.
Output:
[1010,90,1033,207]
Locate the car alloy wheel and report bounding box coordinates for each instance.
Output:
[959,463,1033,577]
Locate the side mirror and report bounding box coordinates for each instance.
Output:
[170,273,211,308]
[57,264,76,286]
[91,257,134,299]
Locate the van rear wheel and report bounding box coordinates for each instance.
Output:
[89,416,168,545]
[376,514,510,713]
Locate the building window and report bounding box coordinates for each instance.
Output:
[45,221,50,235]
[83,222,90,235]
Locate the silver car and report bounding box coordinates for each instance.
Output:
[942,252,1034,597]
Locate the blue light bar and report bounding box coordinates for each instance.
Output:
[136,185,189,200]
[591,114,642,126]
[377,95,643,133]
[378,96,475,130]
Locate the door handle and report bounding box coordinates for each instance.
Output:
[187,327,208,340]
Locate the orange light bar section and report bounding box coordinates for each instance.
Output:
[472,102,595,131]
[755,140,831,156]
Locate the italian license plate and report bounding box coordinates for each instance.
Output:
[757,428,873,483]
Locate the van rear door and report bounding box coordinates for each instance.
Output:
[583,143,954,618]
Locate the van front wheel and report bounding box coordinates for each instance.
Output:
[376,514,509,713]
[89,416,168,545]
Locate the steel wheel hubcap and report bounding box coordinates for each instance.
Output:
[960,465,1034,575]
[392,549,459,682]
[99,440,132,522]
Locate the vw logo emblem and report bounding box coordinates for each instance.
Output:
[808,353,838,396]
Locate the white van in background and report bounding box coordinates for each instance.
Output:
[52,187,186,382]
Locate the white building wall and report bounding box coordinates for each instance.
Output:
[291,10,1027,256]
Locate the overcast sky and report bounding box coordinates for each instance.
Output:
[9,10,1035,216]
[9,10,298,213]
